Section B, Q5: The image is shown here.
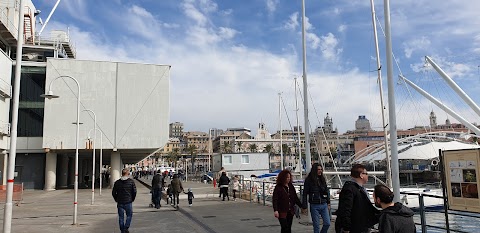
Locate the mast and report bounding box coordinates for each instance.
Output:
[370,0,392,188]
[279,93,284,170]
[294,77,303,179]
[301,0,312,174]
[383,0,401,202]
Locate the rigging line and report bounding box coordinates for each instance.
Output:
[375,15,404,76]
[118,67,168,144]
[280,95,295,133]
[48,61,113,147]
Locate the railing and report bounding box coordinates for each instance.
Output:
[35,32,76,58]
[0,8,18,40]
[0,78,12,98]
[0,121,10,136]
[239,178,480,233]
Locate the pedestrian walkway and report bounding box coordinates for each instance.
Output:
[0,177,335,232]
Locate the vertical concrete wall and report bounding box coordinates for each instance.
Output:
[0,50,12,150]
[43,59,170,154]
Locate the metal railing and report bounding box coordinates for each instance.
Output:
[239,178,480,233]
[0,8,18,40]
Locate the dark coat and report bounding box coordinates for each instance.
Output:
[272,183,302,216]
[219,174,230,186]
[151,174,164,190]
[379,202,416,233]
[112,178,137,204]
[302,176,330,209]
[171,177,183,193]
[335,181,379,233]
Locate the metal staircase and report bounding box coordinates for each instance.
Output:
[23,6,33,44]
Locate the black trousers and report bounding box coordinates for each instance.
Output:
[221,187,229,200]
[278,212,294,233]
[172,193,180,206]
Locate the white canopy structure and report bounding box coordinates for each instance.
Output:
[353,131,480,163]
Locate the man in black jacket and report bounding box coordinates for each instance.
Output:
[112,168,137,233]
[151,171,164,209]
[335,164,379,233]
[373,184,415,233]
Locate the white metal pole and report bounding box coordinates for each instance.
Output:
[208,129,212,172]
[83,110,96,204]
[99,130,103,196]
[38,0,62,36]
[294,77,302,179]
[301,0,311,174]
[425,56,480,117]
[3,1,25,232]
[370,0,392,189]
[400,75,480,135]
[383,0,401,202]
[279,93,283,170]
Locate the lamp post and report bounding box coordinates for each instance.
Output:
[41,75,81,225]
[3,1,25,232]
[87,128,103,196]
[82,109,96,204]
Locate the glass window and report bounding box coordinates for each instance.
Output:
[242,155,249,164]
[223,155,232,165]
[10,66,46,137]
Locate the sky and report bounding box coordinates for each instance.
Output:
[32,0,480,135]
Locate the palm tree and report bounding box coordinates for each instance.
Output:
[248,144,258,153]
[264,144,273,154]
[187,145,197,174]
[171,148,180,169]
[223,141,232,153]
[236,141,243,152]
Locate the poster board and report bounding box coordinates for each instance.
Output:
[443,149,480,213]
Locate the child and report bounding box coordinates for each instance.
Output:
[184,188,194,207]
[166,184,173,205]
[232,175,240,201]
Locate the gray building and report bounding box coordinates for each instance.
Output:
[0,0,170,189]
[169,122,183,138]
[212,153,269,178]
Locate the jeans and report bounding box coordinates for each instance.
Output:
[117,203,133,232]
[152,188,161,208]
[173,193,180,206]
[310,203,330,233]
[278,212,294,233]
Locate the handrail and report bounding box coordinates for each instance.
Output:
[0,8,18,39]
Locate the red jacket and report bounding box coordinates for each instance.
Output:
[272,183,302,216]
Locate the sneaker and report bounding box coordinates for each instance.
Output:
[189,204,192,207]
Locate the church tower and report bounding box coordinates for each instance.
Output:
[429,110,437,129]
[324,113,333,133]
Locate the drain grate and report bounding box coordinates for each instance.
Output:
[202,216,217,218]
[240,217,263,221]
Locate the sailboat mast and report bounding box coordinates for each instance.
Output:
[370,0,392,188]
[279,93,284,170]
[294,77,303,179]
[301,0,312,174]
[383,0,401,202]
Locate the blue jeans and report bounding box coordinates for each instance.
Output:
[310,203,330,233]
[117,203,133,231]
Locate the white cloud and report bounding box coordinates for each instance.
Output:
[284,12,299,31]
[403,37,431,58]
[61,0,93,24]
[266,0,279,15]
[218,27,238,40]
[182,0,209,26]
[338,24,347,33]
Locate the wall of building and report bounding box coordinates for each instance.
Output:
[0,50,12,150]
[42,59,170,152]
[214,153,269,177]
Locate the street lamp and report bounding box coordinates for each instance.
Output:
[41,75,81,225]
[87,128,103,196]
[82,109,96,204]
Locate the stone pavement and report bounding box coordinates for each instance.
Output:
[0,177,335,233]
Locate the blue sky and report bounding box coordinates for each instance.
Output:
[33,0,480,134]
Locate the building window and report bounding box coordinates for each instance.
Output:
[241,155,249,164]
[223,155,232,165]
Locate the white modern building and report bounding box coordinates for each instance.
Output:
[0,0,170,189]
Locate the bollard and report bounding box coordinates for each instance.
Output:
[249,180,252,202]
[419,194,427,233]
[262,181,266,206]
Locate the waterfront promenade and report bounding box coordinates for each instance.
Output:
[0,178,335,233]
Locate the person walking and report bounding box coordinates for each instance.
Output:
[112,168,137,233]
[184,188,195,206]
[151,171,164,209]
[216,167,227,197]
[272,169,302,233]
[218,172,230,201]
[302,163,331,233]
[170,174,183,208]
[335,164,379,233]
[232,175,240,201]
[373,184,416,233]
